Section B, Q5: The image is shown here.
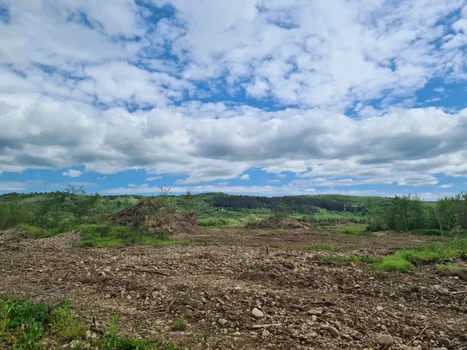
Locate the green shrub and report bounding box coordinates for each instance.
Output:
[49,302,87,342]
[0,298,49,348]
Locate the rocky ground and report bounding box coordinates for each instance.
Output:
[0,228,466,349]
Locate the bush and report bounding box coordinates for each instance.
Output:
[49,301,87,342]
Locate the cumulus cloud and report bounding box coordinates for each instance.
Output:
[2,93,467,186]
[240,174,250,180]
[62,169,83,178]
[1,1,467,194]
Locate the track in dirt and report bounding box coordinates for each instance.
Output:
[0,228,466,349]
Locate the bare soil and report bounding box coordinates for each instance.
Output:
[0,228,466,349]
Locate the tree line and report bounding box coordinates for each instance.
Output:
[366,192,467,233]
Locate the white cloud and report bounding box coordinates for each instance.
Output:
[440,183,453,188]
[1,1,467,195]
[2,94,467,186]
[62,169,83,178]
[240,174,250,180]
[145,176,162,181]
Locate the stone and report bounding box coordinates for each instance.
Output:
[305,331,318,339]
[376,306,384,312]
[376,334,394,346]
[308,307,324,315]
[218,318,228,326]
[328,326,340,338]
[438,338,450,348]
[252,308,264,318]
[403,326,418,337]
[262,329,270,337]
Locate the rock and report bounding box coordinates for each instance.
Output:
[376,306,384,312]
[252,308,264,318]
[85,330,92,339]
[307,307,324,315]
[328,326,340,338]
[305,331,318,339]
[262,329,270,337]
[403,326,418,337]
[438,338,450,348]
[218,318,228,326]
[376,334,394,346]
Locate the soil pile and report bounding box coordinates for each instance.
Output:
[105,198,199,235]
[246,217,312,229]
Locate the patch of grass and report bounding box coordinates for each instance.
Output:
[345,253,380,264]
[374,254,414,273]
[322,255,346,264]
[172,318,187,331]
[436,263,464,271]
[343,227,373,236]
[49,301,87,342]
[79,224,189,248]
[374,239,467,273]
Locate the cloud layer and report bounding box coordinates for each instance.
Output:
[1,0,467,194]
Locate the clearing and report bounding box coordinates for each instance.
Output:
[0,226,466,349]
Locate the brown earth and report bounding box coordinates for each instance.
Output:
[0,228,466,350]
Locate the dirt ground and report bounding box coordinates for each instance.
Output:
[0,228,466,350]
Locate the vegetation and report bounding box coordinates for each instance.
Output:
[374,239,467,273]
[0,298,179,349]
[79,224,189,248]
[171,319,187,331]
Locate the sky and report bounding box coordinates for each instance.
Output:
[1,0,467,200]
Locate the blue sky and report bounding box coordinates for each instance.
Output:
[1,0,467,200]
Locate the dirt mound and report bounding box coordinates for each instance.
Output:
[246,217,312,229]
[105,198,199,235]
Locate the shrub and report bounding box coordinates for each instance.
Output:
[49,301,87,342]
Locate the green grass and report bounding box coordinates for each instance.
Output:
[171,319,187,331]
[79,224,190,248]
[374,239,467,273]
[436,263,464,271]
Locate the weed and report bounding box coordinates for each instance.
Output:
[0,297,49,349]
[172,318,187,331]
[49,301,87,342]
